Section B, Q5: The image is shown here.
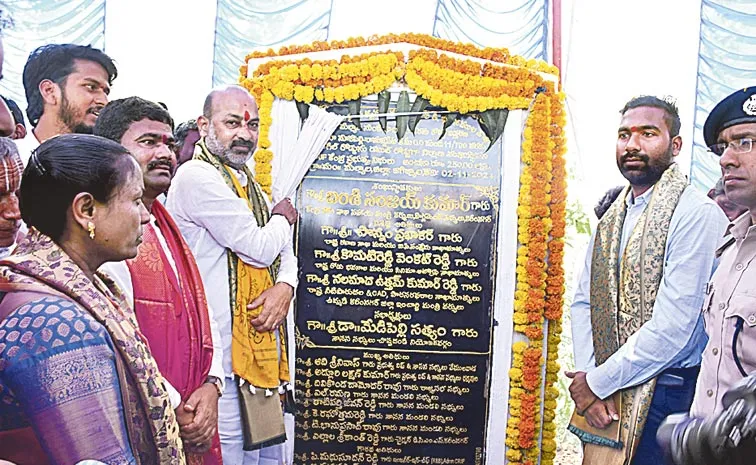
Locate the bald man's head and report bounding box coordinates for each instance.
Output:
[202,85,253,119]
[198,85,259,169]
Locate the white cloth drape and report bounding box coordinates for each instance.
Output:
[260,98,341,465]
[268,98,344,203]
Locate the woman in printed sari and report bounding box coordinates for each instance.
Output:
[0,134,185,464]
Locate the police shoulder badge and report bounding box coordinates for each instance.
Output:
[743,94,756,116]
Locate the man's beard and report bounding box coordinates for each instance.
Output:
[205,124,255,169]
[618,143,674,187]
[59,92,96,134]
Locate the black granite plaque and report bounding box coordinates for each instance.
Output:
[294,104,502,465]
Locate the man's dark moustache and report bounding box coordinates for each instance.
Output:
[230,140,254,149]
[622,153,648,162]
[147,160,175,170]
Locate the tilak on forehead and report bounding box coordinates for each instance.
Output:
[244,110,251,122]
[628,126,656,133]
[0,155,22,194]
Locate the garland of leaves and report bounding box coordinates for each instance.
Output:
[240,35,568,465]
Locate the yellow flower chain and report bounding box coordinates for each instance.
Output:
[541,88,567,465]
[241,38,568,465]
[506,91,558,465]
[243,33,558,76]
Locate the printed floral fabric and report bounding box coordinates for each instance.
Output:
[0,229,185,464]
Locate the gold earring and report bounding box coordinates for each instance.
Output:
[87,221,96,240]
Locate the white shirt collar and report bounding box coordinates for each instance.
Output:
[625,185,655,207]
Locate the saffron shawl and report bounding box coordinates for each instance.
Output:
[193,139,290,389]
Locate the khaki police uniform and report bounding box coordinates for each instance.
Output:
[691,213,756,417]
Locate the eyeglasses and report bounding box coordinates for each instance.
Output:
[708,138,754,156]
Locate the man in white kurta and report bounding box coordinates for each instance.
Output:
[167,86,298,465]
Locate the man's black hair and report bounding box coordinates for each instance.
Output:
[620,95,681,138]
[22,44,118,127]
[2,96,24,129]
[174,119,197,145]
[94,96,174,143]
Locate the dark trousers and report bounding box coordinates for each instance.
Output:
[630,367,699,465]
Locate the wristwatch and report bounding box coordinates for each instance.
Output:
[205,376,223,398]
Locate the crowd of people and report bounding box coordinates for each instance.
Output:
[0,12,754,465]
[569,91,756,465]
[0,32,297,465]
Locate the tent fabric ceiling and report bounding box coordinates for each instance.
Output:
[690,0,756,192]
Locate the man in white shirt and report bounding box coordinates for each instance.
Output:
[95,97,224,464]
[568,96,727,464]
[16,43,117,165]
[167,86,297,465]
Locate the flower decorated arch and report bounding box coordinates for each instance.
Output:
[240,33,566,465]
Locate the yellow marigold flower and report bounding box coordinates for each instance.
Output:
[257,136,271,149]
[513,312,528,325]
[299,64,312,82]
[334,87,345,103]
[294,85,315,103]
[310,63,323,80]
[506,449,522,461]
[542,439,557,453]
[512,341,528,353]
[254,149,273,163]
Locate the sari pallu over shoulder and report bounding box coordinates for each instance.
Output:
[0,229,185,464]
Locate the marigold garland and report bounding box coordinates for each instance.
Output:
[541,88,567,465]
[240,35,552,197]
[506,92,552,465]
[243,33,559,75]
[240,35,568,465]
[507,87,566,465]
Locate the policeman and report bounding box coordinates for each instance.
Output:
[658,86,756,463]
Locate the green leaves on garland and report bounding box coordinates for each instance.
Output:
[377,90,390,132]
[476,108,509,151]
[395,91,410,141]
[320,91,507,152]
[347,99,361,130]
[439,112,458,140]
[296,100,309,123]
[408,96,429,134]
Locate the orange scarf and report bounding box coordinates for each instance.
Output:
[225,166,290,389]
